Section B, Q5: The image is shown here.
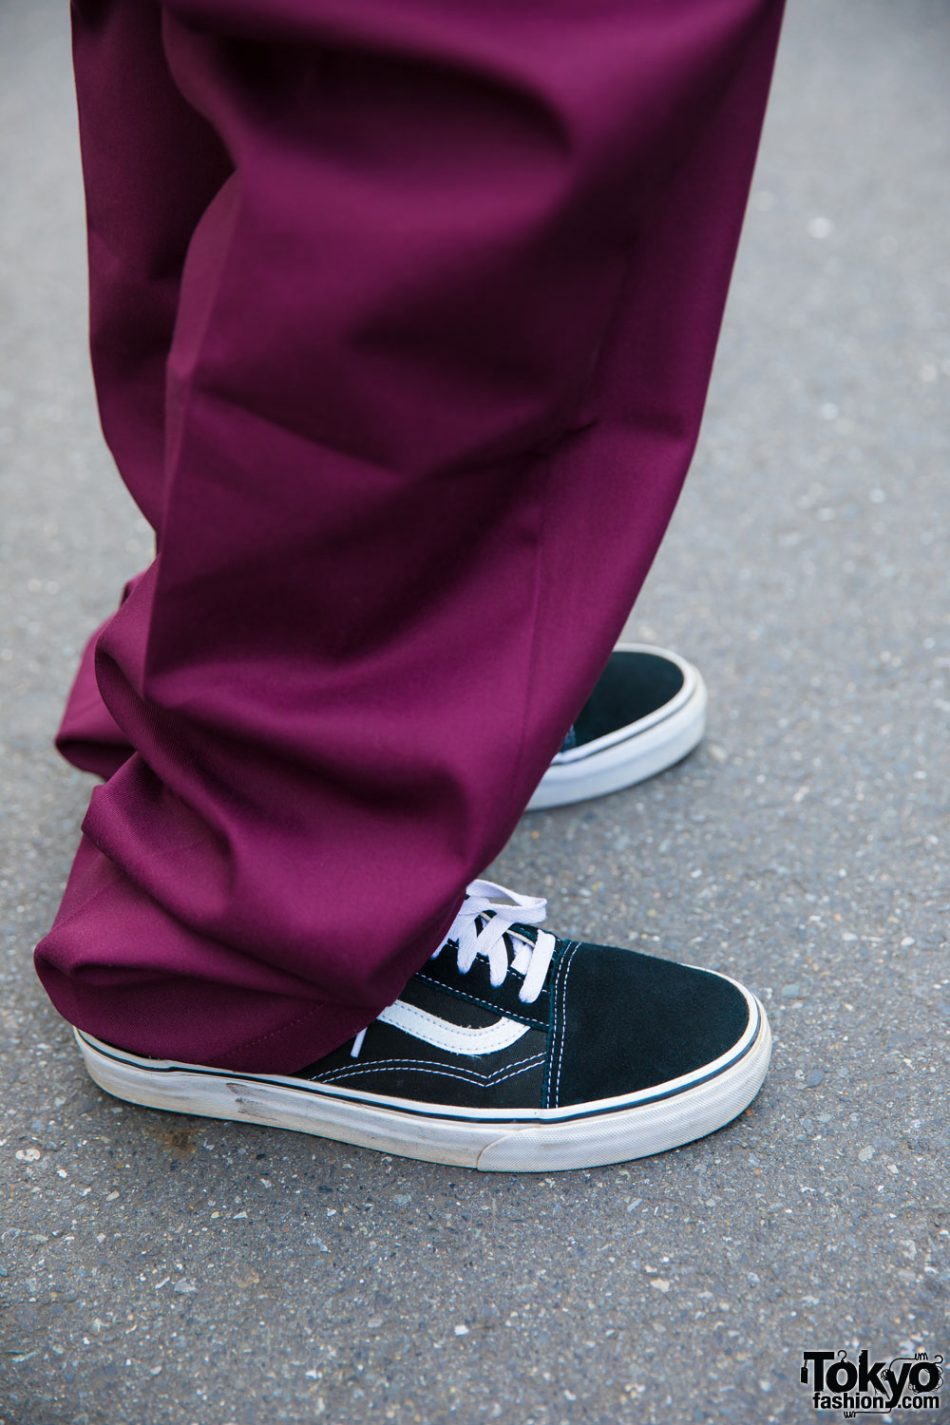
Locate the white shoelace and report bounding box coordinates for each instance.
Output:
[432,879,557,1005]
[350,880,556,1058]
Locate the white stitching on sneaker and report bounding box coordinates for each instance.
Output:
[542,942,572,1109]
[414,974,545,1027]
[315,1053,546,1088]
[553,941,582,1109]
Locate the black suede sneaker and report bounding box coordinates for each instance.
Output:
[74,881,770,1172]
[529,643,707,811]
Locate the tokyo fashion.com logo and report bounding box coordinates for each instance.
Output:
[800,1349,943,1417]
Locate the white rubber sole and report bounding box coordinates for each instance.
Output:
[527,644,707,811]
[73,989,769,1173]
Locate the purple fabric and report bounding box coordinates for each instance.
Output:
[35,0,785,1072]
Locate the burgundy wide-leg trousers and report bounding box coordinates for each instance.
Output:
[34,0,784,1072]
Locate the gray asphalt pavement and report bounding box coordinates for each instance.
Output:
[1,2,948,1423]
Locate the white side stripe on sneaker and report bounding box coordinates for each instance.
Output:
[375,999,532,1056]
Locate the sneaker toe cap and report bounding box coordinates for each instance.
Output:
[552,943,755,1108]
